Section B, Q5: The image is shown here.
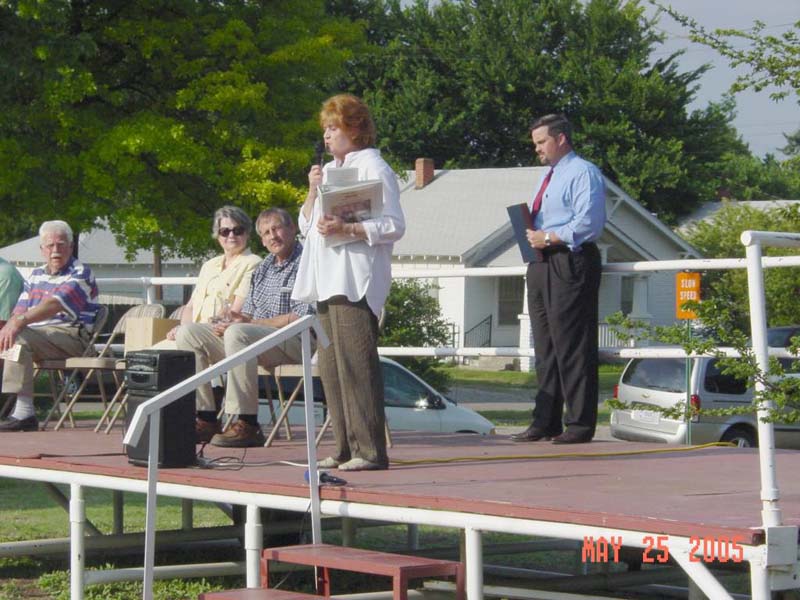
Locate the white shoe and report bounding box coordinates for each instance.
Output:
[338,457,387,471]
[318,456,343,469]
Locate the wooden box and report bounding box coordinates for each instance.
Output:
[124,317,180,353]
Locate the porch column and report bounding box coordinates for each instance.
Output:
[518,275,533,372]
[628,275,652,347]
[629,275,652,322]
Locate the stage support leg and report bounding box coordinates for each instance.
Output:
[749,557,770,600]
[672,549,733,599]
[113,491,124,535]
[70,483,85,600]
[182,499,193,531]
[465,526,483,600]
[407,524,419,551]
[342,517,356,546]
[245,504,263,588]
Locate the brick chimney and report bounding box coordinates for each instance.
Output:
[415,158,434,189]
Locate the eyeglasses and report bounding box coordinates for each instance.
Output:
[218,226,247,237]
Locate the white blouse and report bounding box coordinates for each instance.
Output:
[292,148,405,317]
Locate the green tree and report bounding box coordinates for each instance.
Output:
[649,2,800,191]
[680,202,800,329]
[0,0,364,258]
[380,279,454,391]
[328,0,747,223]
[649,2,799,102]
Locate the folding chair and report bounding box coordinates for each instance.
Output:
[36,305,110,429]
[45,303,166,431]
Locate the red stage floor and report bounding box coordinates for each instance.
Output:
[1,427,799,546]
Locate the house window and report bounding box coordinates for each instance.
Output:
[498,277,524,326]
[621,276,634,315]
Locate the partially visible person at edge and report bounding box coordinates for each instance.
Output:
[510,113,606,445]
[161,206,261,348]
[0,257,24,417]
[177,208,314,448]
[0,221,101,432]
[292,93,405,471]
[0,258,24,329]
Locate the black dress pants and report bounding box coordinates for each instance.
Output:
[526,243,601,438]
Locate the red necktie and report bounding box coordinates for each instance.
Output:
[531,168,553,218]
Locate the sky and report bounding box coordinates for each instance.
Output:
[643,0,799,158]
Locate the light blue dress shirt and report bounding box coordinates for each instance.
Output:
[529,151,606,250]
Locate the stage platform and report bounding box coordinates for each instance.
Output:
[0,426,799,598]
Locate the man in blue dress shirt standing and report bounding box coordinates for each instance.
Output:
[511,114,606,445]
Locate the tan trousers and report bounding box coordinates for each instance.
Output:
[176,322,303,416]
[317,296,387,467]
[2,325,89,397]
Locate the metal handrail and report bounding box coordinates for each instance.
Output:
[122,315,329,600]
[464,314,492,347]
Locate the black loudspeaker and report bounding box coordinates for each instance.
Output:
[123,350,196,468]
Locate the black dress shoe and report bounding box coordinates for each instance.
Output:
[0,416,39,432]
[510,425,560,442]
[551,430,592,445]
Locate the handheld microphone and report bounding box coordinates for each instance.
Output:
[304,469,347,486]
[313,141,325,167]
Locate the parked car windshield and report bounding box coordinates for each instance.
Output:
[382,363,432,408]
[622,358,687,393]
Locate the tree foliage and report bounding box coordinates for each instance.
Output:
[649,1,800,181]
[380,279,453,391]
[328,0,747,223]
[0,0,364,256]
[649,2,800,103]
[680,202,800,329]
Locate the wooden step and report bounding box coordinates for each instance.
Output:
[199,588,325,600]
[261,543,464,600]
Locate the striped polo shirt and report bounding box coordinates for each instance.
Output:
[13,256,101,329]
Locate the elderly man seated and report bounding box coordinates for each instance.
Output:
[0,221,101,432]
[177,208,314,448]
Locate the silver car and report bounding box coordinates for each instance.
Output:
[610,352,800,448]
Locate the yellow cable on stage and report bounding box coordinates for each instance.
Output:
[389,441,735,466]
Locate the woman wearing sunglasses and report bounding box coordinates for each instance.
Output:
[164,206,261,343]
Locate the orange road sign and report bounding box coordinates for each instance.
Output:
[676,272,701,320]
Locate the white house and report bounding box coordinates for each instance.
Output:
[393,159,702,363]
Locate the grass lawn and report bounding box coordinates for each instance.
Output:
[436,363,623,390]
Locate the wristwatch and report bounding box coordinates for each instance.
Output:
[14,314,26,325]
[544,232,552,247]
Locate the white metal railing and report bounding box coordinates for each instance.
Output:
[740,231,800,541]
[122,315,329,600]
[97,253,800,306]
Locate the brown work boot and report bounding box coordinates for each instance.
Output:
[195,419,221,444]
[210,420,266,448]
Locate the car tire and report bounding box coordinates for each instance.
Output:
[721,427,757,448]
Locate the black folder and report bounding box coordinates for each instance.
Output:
[506,203,540,263]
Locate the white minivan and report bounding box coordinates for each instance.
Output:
[610,353,800,448]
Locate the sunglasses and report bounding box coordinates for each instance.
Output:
[218,226,247,237]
